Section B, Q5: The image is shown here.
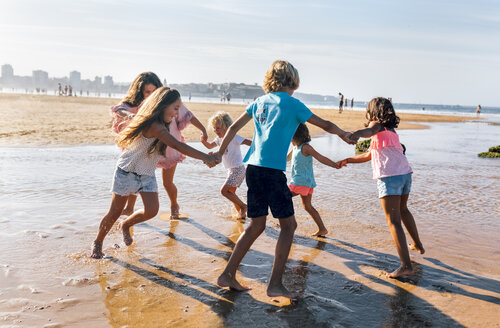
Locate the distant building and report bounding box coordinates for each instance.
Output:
[69,71,81,90]
[94,76,102,91]
[1,64,14,85]
[103,75,113,91]
[32,70,49,89]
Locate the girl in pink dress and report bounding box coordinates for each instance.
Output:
[340,97,425,278]
[110,72,163,215]
[157,103,208,219]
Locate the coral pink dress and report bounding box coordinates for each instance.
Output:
[370,129,412,179]
[157,103,194,169]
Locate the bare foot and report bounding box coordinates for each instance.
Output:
[117,222,133,246]
[170,205,180,220]
[217,272,251,292]
[267,284,300,299]
[387,265,414,278]
[238,205,247,220]
[312,229,328,237]
[409,243,425,254]
[90,241,104,259]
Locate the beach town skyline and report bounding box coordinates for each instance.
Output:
[1,1,499,106]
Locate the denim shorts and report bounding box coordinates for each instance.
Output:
[246,164,294,219]
[111,167,158,196]
[377,173,412,198]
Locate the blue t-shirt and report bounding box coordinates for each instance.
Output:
[244,92,313,171]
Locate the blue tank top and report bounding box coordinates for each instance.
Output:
[290,143,316,188]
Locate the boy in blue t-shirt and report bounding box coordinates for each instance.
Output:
[214,60,357,299]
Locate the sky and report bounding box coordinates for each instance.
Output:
[1,0,499,106]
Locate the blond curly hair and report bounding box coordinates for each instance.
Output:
[208,111,233,129]
[262,60,300,93]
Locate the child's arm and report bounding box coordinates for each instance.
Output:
[307,114,357,144]
[302,144,339,169]
[190,115,208,142]
[344,151,372,164]
[146,122,216,165]
[216,112,252,160]
[351,122,383,140]
[201,138,217,149]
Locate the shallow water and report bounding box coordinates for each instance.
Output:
[0,120,499,327]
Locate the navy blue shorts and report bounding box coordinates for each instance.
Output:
[246,164,294,219]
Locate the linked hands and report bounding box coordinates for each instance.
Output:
[341,131,359,145]
[335,159,348,169]
[203,151,222,168]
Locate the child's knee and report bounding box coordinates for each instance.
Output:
[143,206,159,219]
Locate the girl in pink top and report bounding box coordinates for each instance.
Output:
[156,101,208,219]
[110,72,163,215]
[339,97,424,278]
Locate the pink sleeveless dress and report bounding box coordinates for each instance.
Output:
[370,129,412,179]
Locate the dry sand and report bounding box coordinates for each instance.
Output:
[0,93,475,147]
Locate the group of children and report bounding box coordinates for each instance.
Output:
[90,60,424,299]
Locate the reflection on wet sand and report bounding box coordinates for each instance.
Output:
[91,217,499,327]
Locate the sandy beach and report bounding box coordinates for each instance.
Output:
[1,94,499,327]
[0,93,473,147]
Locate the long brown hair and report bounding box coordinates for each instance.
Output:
[365,97,400,129]
[121,72,163,107]
[117,87,180,155]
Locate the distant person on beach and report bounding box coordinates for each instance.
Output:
[201,111,252,219]
[476,104,481,116]
[351,98,354,109]
[339,92,344,113]
[287,123,341,237]
[338,97,425,278]
[90,88,218,259]
[214,60,356,298]
[226,92,231,103]
[58,83,62,96]
[157,90,208,220]
[110,72,163,216]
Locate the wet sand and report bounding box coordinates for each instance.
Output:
[1,94,499,327]
[0,93,474,147]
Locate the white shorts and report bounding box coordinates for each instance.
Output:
[224,165,246,188]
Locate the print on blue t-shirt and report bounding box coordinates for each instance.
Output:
[256,105,268,123]
[244,92,313,171]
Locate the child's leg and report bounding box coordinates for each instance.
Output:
[400,194,425,254]
[91,193,129,258]
[267,215,299,299]
[299,194,328,236]
[122,194,138,216]
[220,184,247,219]
[217,216,267,291]
[380,195,413,278]
[117,192,159,246]
[162,165,179,219]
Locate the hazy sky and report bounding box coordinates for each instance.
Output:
[1,0,499,105]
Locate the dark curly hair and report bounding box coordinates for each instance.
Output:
[365,97,400,129]
[292,123,311,145]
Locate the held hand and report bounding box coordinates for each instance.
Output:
[201,131,208,143]
[342,131,358,144]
